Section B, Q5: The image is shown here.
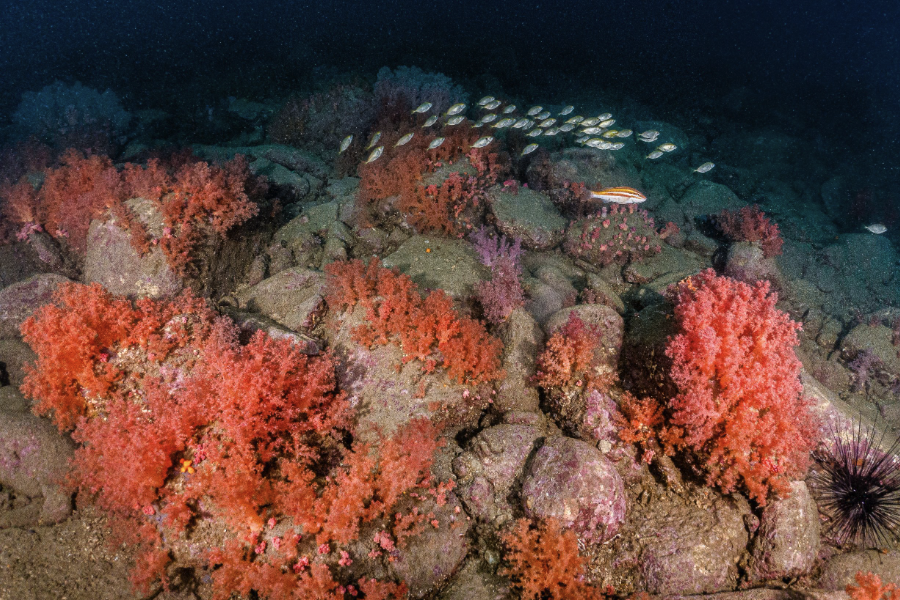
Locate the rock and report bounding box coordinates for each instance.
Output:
[383,236,489,299]
[494,308,542,413]
[453,424,544,524]
[818,550,900,591]
[0,339,36,388]
[0,396,75,528]
[232,267,326,333]
[520,436,626,544]
[723,241,785,289]
[746,481,820,582]
[83,198,183,299]
[487,186,568,250]
[0,273,71,339]
[637,495,751,595]
[678,181,745,221]
[389,493,470,599]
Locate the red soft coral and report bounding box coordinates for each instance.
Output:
[21,282,437,598]
[847,572,900,600]
[716,205,783,257]
[500,518,604,600]
[324,258,503,384]
[664,269,818,505]
[534,312,615,393]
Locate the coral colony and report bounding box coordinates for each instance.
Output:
[1,68,899,599]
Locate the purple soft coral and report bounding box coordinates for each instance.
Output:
[470,227,525,324]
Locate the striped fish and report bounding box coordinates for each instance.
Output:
[588,186,647,204]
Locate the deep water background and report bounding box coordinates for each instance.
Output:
[1,0,898,184]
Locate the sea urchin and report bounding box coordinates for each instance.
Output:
[811,419,900,548]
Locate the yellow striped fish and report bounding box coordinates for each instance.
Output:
[588,186,647,204]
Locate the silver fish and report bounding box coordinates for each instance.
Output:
[484,100,502,110]
[865,223,888,234]
[366,131,382,149]
[559,123,577,132]
[445,102,467,116]
[565,115,584,124]
[520,143,539,156]
[538,118,557,128]
[646,150,664,159]
[559,105,574,115]
[503,104,517,114]
[543,127,560,136]
[601,130,620,139]
[492,117,517,129]
[526,129,543,137]
[365,145,384,163]
[580,117,601,127]
[446,115,466,126]
[428,137,445,150]
[512,118,530,129]
[471,136,494,148]
[693,162,715,173]
[658,143,677,152]
[598,118,616,128]
[581,127,604,135]
[395,132,414,147]
[616,129,633,138]
[526,105,543,116]
[597,112,613,121]
[422,115,439,127]
[477,95,495,106]
[412,102,433,114]
[638,130,660,142]
[339,134,353,153]
[536,111,551,120]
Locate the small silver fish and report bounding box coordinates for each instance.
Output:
[559,105,574,115]
[658,143,677,152]
[693,162,715,173]
[638,130,660,142]
[526,129,543,137]
[536,111,551,121]
[479,113,499,124]
[543,127,561,136]
[503,104,517,114]
[339,134,353,153]
[395,132,414,147]
[521,143,539,156]
[565,115,584,124]
[538,118,557,128]
[446,115,466,126]
[365,145,384,163]
[597,112,613,121]
[477,95,495,106]
[422,115,439,127]
[412,102,433,114]
[609,142,625,150]
[580,117,600,127]
[581,127,604,135]
[865,223,888,234]
[445,103,467,116]
[471,136,494,148]
[484,100,502,110]
[616,129,633,138]
[601,130,619,139]
[512,118,530,129]
[559,123,577,132]
[646,150,664,159]
[366,131,382,149]
[428,137,445,150]
[598,118,616,128]
[492,117,517,129]
[526,105,543,116]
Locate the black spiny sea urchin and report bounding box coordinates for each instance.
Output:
[810,419,900,548]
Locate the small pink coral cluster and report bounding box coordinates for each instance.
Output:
[563,204,663,267]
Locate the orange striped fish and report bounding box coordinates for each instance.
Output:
[588,186,647,204]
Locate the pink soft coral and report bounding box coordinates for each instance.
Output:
[664,269,817,505]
